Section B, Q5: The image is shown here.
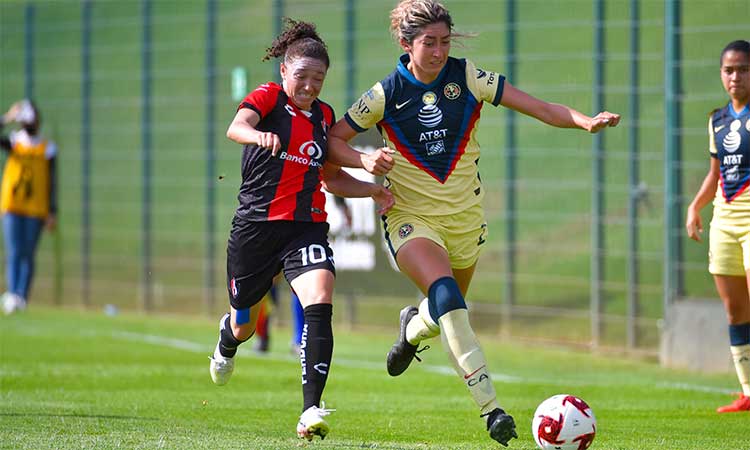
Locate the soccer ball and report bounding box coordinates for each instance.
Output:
[531,394,596,450]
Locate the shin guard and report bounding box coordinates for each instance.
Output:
[439,309,500,415]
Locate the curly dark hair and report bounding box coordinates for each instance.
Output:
[263,18,329,68]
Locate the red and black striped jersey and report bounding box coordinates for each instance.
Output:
[234,82,335,222]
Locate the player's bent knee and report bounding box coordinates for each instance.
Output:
[427,276,467,322]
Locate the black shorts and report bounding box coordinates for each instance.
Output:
[226,218,335,310]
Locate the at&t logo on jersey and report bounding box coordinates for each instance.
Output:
[723,119,743,153]
[279,140,323,167]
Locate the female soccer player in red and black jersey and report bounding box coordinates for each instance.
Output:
[327,1,619,445]
[686,39,750,413]
[208,19,393,441]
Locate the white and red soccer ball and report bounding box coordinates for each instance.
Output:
[532,394,596,450]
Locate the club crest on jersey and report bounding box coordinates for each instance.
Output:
[444,82,461,100]
[418,91,442,128]
[398,223,414,239]
[230,277,239,298]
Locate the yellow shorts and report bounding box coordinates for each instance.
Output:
[382,203,487,270]
[708,220,750,276]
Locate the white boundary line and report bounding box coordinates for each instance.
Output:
[111,331,733,395]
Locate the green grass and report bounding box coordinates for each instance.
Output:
[1,307,746,449]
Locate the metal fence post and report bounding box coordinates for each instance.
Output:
[663,0,683,324]
[81,0,92,308]
[502,0,517,336]
[141,0,153,311]
[204,0,217,314]
[24,4,34,99]
[591,0,606,348]
[626,0,641,350]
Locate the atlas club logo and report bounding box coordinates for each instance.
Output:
[299,140,323,160]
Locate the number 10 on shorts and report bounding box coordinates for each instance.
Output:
[299,244,327,266]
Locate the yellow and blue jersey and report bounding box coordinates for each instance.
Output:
[344,55,505,216]
[710,102,750,223]
[1,129,57,219]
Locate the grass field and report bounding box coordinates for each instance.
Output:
[1,306,746,449]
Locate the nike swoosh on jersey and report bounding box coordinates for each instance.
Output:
[395,99,412,110]
[715,124,726,133]
[463,365,486,380]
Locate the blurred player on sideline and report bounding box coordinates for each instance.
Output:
[207,18,393,441]
[686,39,750,413]
[327,0,619,445]
[1,99,57,315]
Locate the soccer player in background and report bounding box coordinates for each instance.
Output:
[327,0,620,445]
[0,99,57,315]
[208,18,393,440]
[686,39,750,413]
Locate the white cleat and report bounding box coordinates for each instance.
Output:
[2,292,26,316]
[209,354,234,386]
[296,405,334,441]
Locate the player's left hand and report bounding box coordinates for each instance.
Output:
[45,214,57,232]
[588,112,620,133]
[371,185,395,215]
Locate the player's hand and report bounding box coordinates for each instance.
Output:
[685,208,703,242]
[371,185,395,215]
[45,214,57,232]
[2,101,21,124]
[360,147,395,176]
[257,131,282,156]
[587,112,620,133]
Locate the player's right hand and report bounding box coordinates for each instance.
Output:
[361,147,395,176]
[257,131,282,156]
[685,208,703,242]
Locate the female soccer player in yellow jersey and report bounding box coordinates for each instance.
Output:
[1,100,57,315]
[686,39,750,414]
[327,0,620,445]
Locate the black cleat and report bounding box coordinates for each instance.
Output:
[484,408,518,447]
[386,306,425,376]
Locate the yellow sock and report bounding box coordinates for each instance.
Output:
[405,298,440,345]
[438,309,500,415]
[730,344,750,396]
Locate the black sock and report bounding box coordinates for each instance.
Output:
[300,303,333,411]
[218,313,248,358]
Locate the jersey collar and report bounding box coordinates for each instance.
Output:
[728,102,750,119]
[397,53,450,89]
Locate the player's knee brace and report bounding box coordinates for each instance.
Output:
[427,276,467,322]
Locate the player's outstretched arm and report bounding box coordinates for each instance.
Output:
[328,119,394,176]
[500,81,620,133]
[226,108,282,155]
[686,157,720,242]
[321,162,394,215]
